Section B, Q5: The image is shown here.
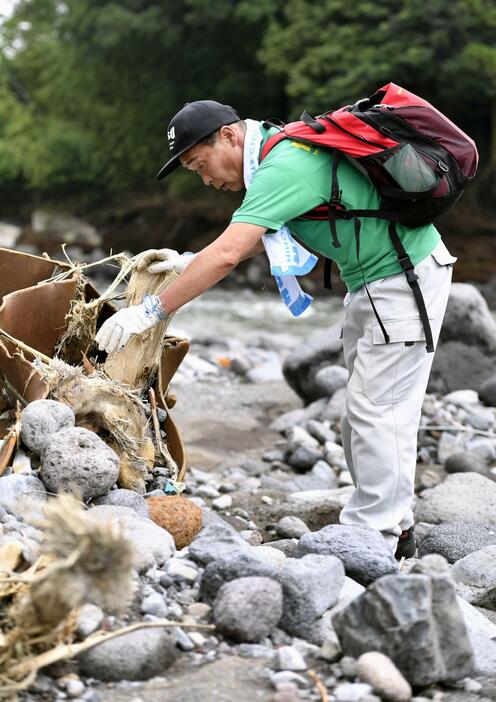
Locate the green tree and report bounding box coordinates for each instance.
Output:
[260,0,496,165]
[0,0,287,196]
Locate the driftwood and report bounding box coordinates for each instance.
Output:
[104,266,179,388]
[0,247,189,490]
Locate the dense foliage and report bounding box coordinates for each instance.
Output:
[0,0,494,198]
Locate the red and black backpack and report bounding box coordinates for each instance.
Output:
[260,82,478,352]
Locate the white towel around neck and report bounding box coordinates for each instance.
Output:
[242,119,317,316]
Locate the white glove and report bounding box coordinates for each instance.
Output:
[95,294,168,354]
[134,248,196,274]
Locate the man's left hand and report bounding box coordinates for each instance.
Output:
[95,294,167,354]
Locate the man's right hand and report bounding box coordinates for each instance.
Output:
[134,248,195,274]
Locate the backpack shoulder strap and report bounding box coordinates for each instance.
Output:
[260,130,288,161]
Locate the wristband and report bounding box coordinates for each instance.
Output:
[143,293,170,321]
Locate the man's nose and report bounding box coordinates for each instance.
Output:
[201,173,212,186]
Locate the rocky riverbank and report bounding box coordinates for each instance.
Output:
[2,282,496,702]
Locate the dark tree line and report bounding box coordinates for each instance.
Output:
[0,0,494,200]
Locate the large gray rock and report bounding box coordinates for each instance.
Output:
[87,505,175,572]
[32,209,102,249]
[452,546,496,608]
[444,451,490,477]
[282,320,344,402]
[314,365,348,397]
[20,399,75,455]
[439,283,496,350]
[429,284,496,394]
[276,516,310,540]
[92,489,149,517]
[480,374,496,407]
[213,577,283,642]
[415,473,496,529]
[457,596,496,676]
[200,548,344,642]
[200,549,279,603]
[286,460,338,492]
[189,511,252,565]
[287,445,322,471]
[40,427,119,500]
[77,627,176,681]
[276,554,345,642]
[419,522,496,563]
[332,574,474,686]
[0,473,47,518]
[298,524,398,586]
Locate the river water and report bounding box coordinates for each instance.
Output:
[168,287,344,349]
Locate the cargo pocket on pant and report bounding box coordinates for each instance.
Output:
[362,317,430,406]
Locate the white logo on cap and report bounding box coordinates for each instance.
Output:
[167,126,175,149]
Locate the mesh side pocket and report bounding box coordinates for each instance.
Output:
[383,143,438,192]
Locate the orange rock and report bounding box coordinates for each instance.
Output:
[146,496,203,549]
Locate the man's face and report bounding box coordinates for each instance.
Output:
[180,125,244,191]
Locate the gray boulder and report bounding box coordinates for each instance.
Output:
[429,284,496,394]
[188,511,252,565]
[452,546,496,608]
[265,539,299,558]
[306,419,336,444]
[77,627,176,681]
[314,365,348,397]
[415,473,496,529]
[439,283,496,350]
[213,577,283,642]
[276,554,345,642]
[419,522,496,563]
[480,374,496,408]
[32,209,102,249]
[40,427,119,500]
[200,549,279,603]
[298,524,398,586]
[287,445,322,472]
[0,473,47,519]
[333,573,474,686]
[444,451,490,477]
[276,516,310,540]
[200,548,344,643]
[20,399,75,455]
[321,387,347,423]
[457,596,496,676]
[92,489,149,517]
[87,505,175,572]
[286,460,338,492]
[282,320,344,402]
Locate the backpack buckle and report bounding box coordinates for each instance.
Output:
[398,255,418,283]
[330,188,342,206]
[404,268,419,284]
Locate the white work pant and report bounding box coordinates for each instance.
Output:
[339,240,456,549]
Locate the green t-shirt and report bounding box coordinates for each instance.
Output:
[231,126,440,292]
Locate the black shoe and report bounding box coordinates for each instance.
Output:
[395,527,416,560]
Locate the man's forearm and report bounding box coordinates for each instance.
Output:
[159,222,266,314]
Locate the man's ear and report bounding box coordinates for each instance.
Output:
[220,124,237,146]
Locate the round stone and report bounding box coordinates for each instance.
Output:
[146,495,203,549]
[40,427,119,500]
[21,399,75,455]
[213,576,283,642]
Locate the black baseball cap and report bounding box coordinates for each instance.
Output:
[156,100,240,180]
